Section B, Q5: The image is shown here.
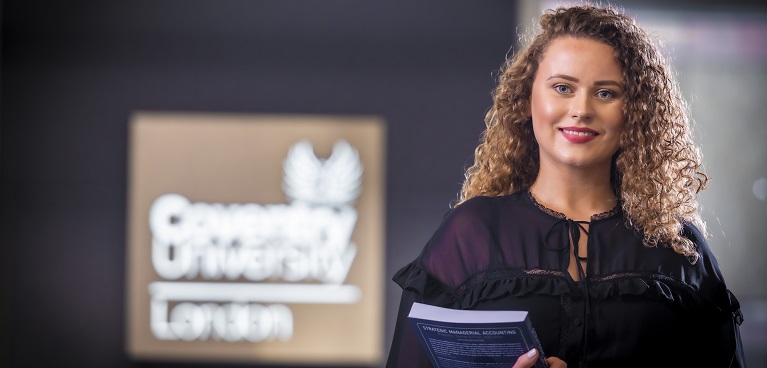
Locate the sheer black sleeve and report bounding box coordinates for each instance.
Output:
[385,199,498,368]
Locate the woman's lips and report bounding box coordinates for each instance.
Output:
[559,127,598,143]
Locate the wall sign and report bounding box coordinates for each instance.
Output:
[126,112,385,365]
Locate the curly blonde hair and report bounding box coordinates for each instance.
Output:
[456,4,709,263]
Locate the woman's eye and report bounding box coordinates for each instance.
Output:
[597,90,616,99]
[554,85,571,93]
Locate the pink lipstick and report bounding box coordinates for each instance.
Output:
[559,127,599,143]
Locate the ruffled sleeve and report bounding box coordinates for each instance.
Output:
[385,260,451,368]
[684,223,746,367]
[392,260,458,308]
[386,197,500,368]
[385,195,573,367]
[581,222,747,367]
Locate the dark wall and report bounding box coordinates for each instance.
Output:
[1,1,520,367]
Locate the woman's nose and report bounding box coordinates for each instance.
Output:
[570,93,594,120]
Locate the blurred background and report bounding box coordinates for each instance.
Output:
[2,0,765,367]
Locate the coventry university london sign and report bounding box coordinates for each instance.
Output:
[126,112,385,365]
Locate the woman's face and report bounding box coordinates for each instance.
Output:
[529,36,624,173]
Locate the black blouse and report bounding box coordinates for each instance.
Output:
[386,191,745,368]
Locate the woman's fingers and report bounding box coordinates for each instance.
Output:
[546,356,568,368]
[510,349,568,368]
[511,348,540,368]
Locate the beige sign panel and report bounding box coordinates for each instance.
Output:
[126,112,385,365]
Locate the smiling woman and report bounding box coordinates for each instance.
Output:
[386,3,746,368]
[530,37,624,181]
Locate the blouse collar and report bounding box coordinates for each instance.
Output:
[526,189,621,222]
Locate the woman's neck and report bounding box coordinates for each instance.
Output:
[530,164,617,221]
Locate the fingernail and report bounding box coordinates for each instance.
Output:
[527,348,537,358]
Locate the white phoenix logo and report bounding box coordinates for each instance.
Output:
[282,139,363,206]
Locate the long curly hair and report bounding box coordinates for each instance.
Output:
[456,3,709,262]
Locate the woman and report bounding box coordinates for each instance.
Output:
[386,4,746,368]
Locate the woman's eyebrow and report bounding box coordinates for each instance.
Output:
[547,73,578,82]
[547,74,621,87]
[594,80,621,87]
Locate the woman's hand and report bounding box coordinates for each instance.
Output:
[512,348,567,368]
